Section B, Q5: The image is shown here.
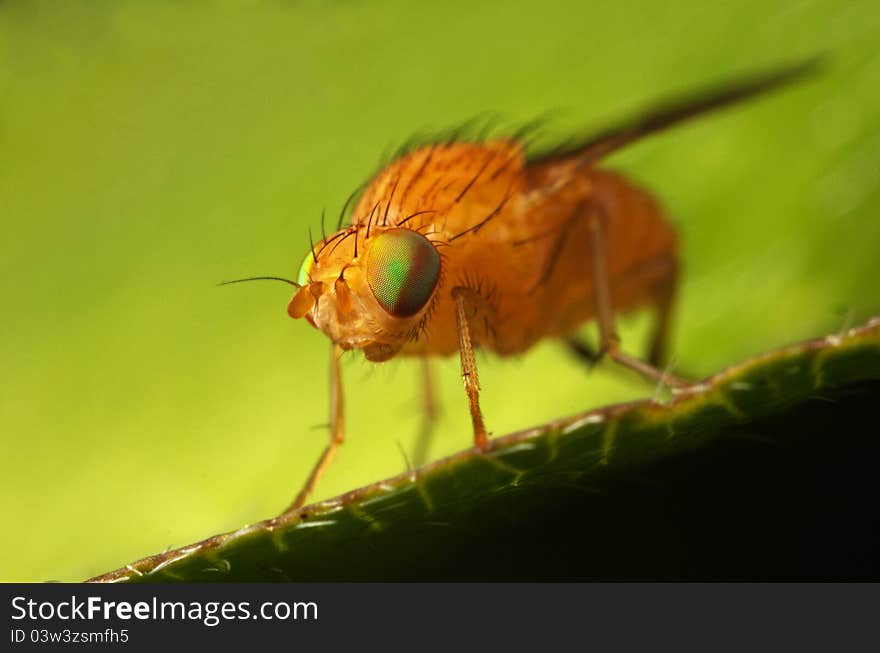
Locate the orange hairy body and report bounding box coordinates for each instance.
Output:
[242,59,818,514]
[313,140,676,360]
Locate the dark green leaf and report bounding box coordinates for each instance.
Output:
[89,319,880,582]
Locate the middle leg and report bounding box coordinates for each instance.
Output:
[452,286,489,450]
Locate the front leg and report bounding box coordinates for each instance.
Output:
[452,287,489,450]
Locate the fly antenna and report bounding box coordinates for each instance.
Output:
[320,207,327,242]
[218,276,301,288]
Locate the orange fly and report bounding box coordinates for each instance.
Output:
[224,59,819,516]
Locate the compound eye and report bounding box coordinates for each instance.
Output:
[365,229,440,317]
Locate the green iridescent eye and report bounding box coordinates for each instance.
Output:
[365,229,440,317]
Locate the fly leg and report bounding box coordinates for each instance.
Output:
[281,343,345,516]
[411,358,440,466]
[453,287,489,450]
[587,211,689,389]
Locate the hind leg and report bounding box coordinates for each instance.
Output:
[586,208,689,389]
[567,261,678,370]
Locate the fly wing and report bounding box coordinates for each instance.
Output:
[530,57,823,168]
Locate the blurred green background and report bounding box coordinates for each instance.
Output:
[1,0,878,582]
